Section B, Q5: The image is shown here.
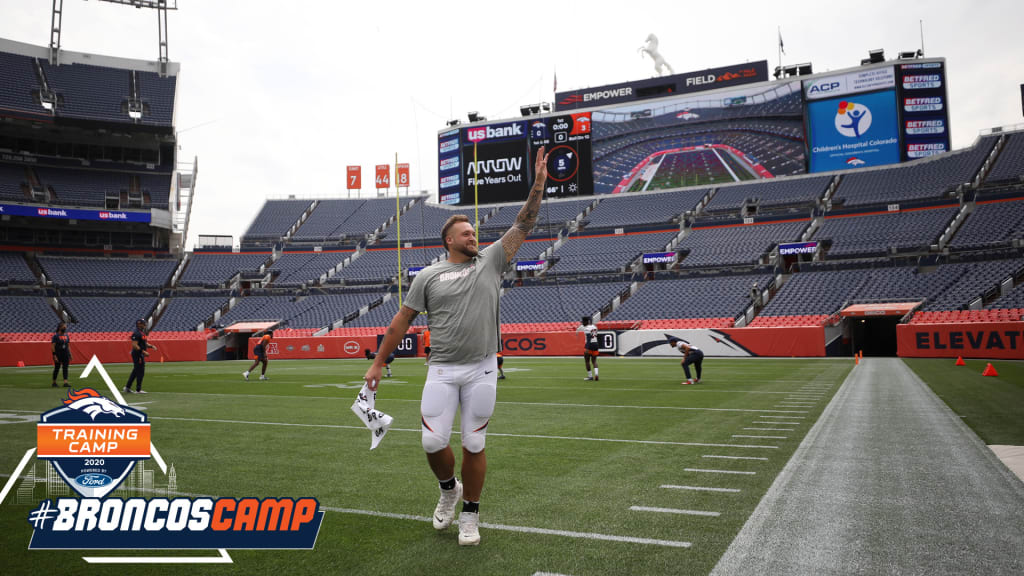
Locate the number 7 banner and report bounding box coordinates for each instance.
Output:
[347,166,361,190]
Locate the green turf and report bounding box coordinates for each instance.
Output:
[0,357,851,575]
[903,358,1024,445]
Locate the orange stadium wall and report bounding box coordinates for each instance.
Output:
[896,322,1024,359]
[246,336,381,360]
[0,337,207,367]
[618,327,825,357]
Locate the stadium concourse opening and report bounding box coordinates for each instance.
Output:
[842,302,921,357]
[223,321,277,360]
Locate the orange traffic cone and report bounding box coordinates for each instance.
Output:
[982,363,999,377]
[16,360,25,367]
[955,356,965,366]
[854,354,859,365]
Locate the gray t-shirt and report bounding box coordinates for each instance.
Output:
[404,240,506,364]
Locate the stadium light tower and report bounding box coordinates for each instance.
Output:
[50,0,178,75]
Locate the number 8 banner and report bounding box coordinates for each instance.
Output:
[396,163,410,188]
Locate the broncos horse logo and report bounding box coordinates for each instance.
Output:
[63,388,126,420]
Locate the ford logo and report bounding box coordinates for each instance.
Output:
[75,473,112,487]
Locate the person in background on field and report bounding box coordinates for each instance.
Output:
[51,321,71,388]
[669,338,704,385]
[496,351,506,380]
[577,316,600,381]
[365,348,394,378]
[124,319,157,394]
[244,330,273,381]
[423,328,432,365]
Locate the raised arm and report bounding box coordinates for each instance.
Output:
[501,146,549,263]
[364,305,419,390]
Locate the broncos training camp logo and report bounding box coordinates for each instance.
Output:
[37,388,150,498]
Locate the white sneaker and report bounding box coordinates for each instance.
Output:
[432,480,462,530]
[242,371,249,381]
[136,389,148,394]
[584,376,594,381]
[259,375,268,381]
[458,511,480,546]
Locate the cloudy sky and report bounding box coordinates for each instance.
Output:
[0,0,1021,249]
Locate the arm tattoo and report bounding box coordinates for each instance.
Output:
[502,181,544,262]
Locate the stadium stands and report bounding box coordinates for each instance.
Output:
[155,296,230,331]
[39,59,176,126]
[499,281,631,325]
[242,200,313,242]
[678,219,809,267]
[332,248,443,283]
[704,176,831,214]
[0,50,43,116]
[0,252,37,284]
[985,133,1024,184]
[583,188,707,229]
[215,293,381,330]
[61,296,158,332]
[480,198,593,234]
[292,198,403,241]
[816,207,958,257]
[382,201,457,243]
[38,256,177,288]
[949,199,1024,251]
[549,230,679,274]
[343,296,428,328]
[831,137,996,207]
[0,295,60,334]
[269,251,351,287]
[606,272,772,326]
[180,252,272,287]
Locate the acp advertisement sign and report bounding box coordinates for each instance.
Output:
[806,89,900,172]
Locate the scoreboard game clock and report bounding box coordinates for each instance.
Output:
[528,113,593,199]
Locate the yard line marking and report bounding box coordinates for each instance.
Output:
[324,506,692,548]
[630,506,720,517]
[1,449,36,505]
[743,428,795,431]
[661,484,742,493]
[752,422,800,426]
[0,468,692,551]
[533,572,574,576]
[757,415,806,419]
[702,455,768,461]
[495,401,809,414]
[685,468,756,475]
[148,416,780,449]
[733,435,788,439]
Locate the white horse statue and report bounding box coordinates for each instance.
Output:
[639,34,674,77]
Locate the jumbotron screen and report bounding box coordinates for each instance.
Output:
[438,58,950,204]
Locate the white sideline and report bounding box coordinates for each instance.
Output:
[324,506,692,548]
[685,468,756,475]
[630,506,720,517]
[149,416,782,449]
[661,484,741,493]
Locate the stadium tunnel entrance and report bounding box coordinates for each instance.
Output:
[850,316,900,357]
[842,302,922,357]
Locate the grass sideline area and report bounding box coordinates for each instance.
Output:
[0,357,851,575]
[904,358,1024,446]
